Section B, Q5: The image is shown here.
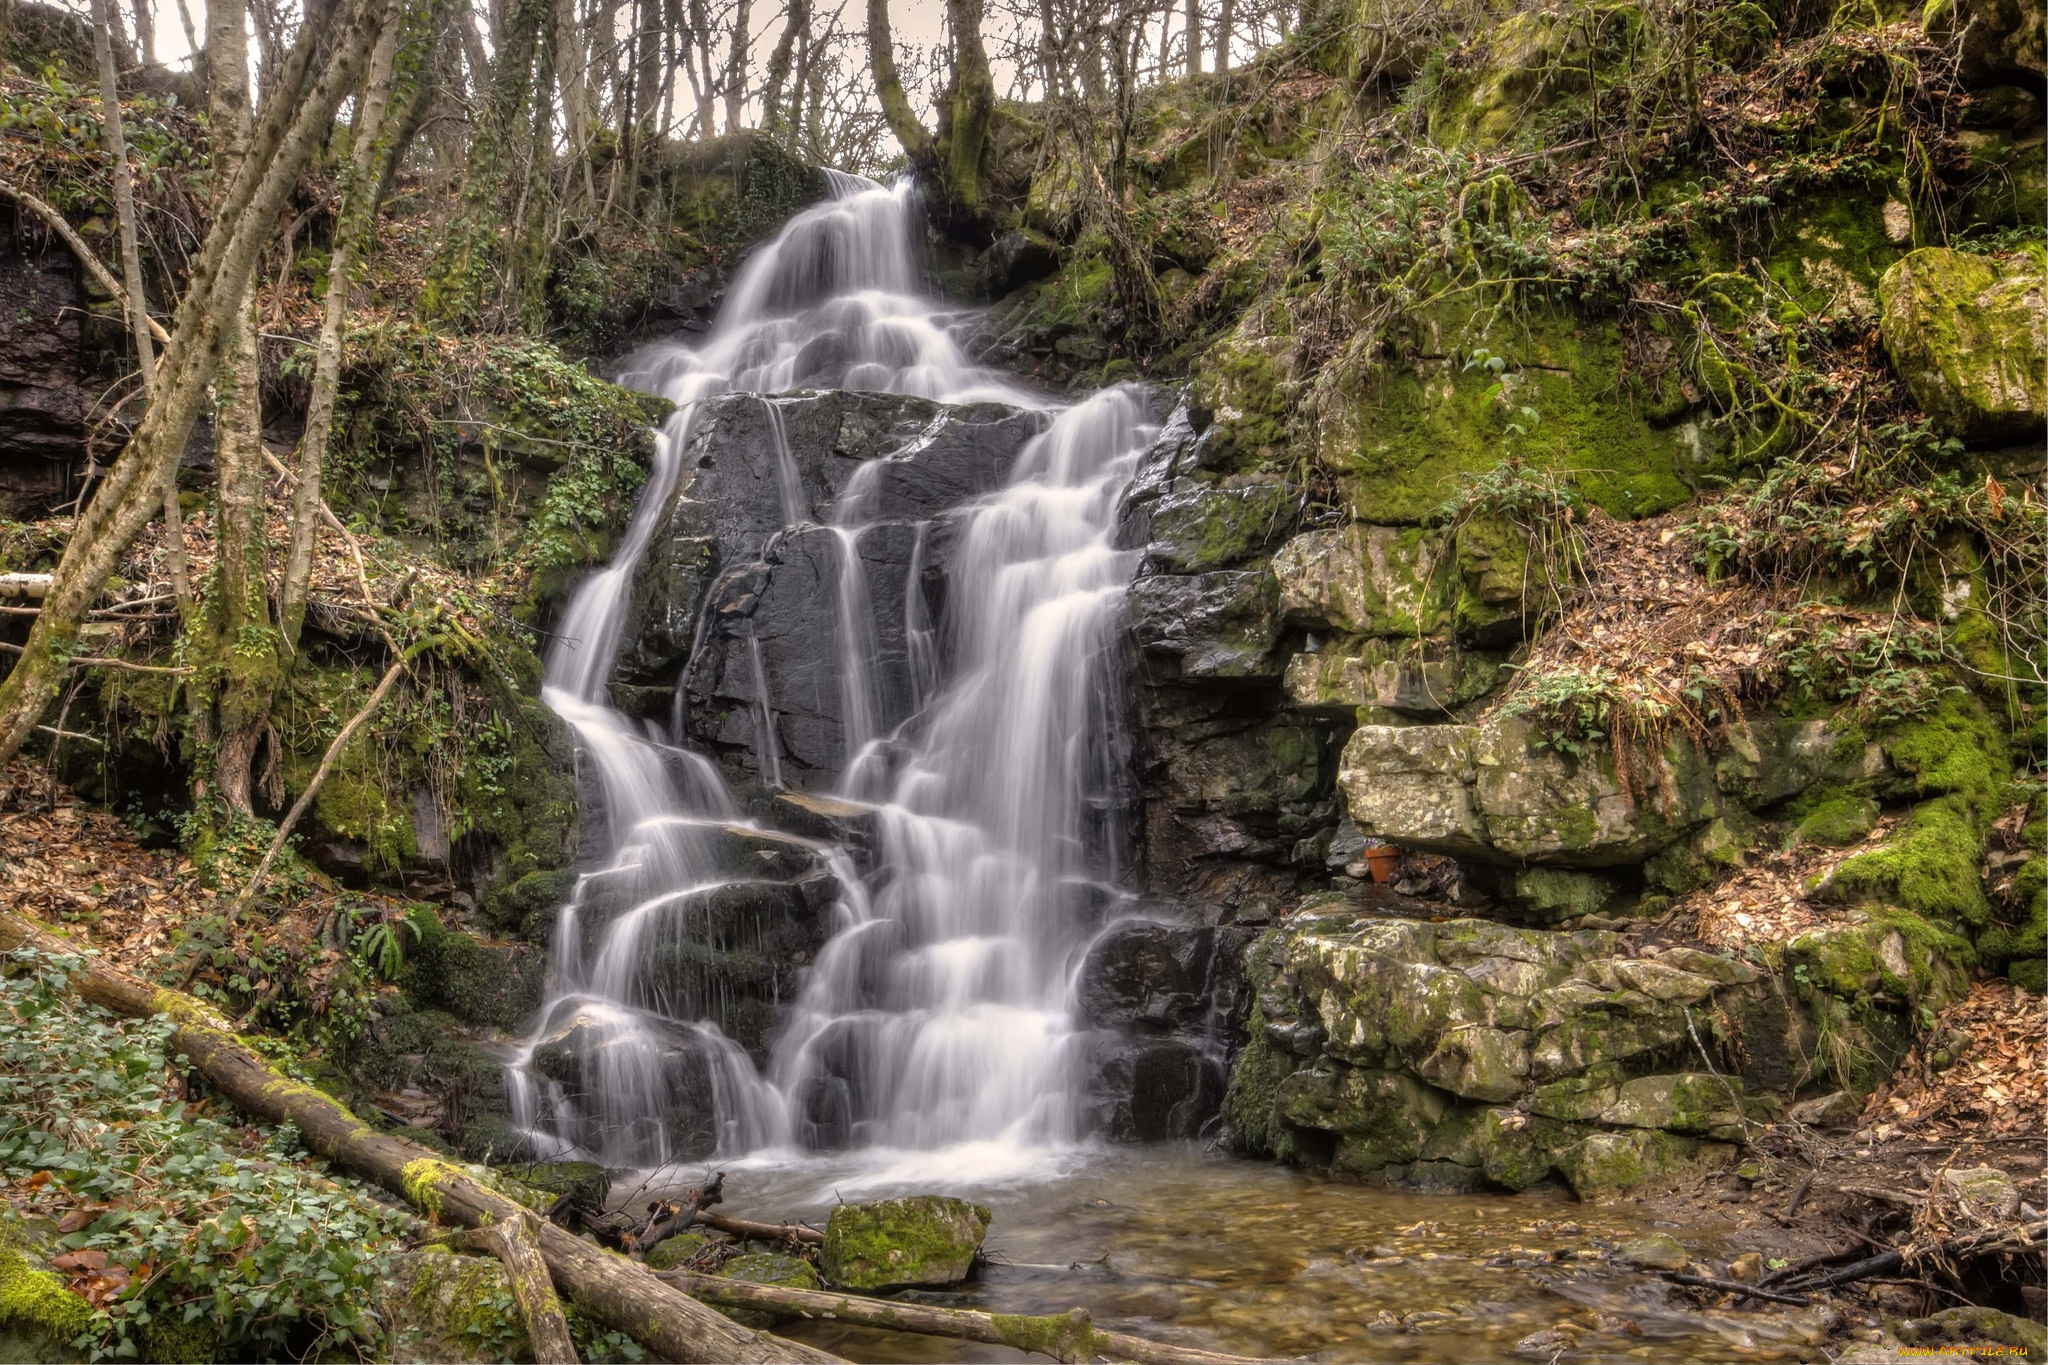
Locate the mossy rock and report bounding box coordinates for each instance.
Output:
[136,1318,219,1365]
[821,1197,992,1291]
[1425,3,1645,150]
[1878,245,2047,446]
[1786,794,1881,849]
[1510,869,1617,923]
[1823,795,1995,927]
[0,1223,91,1365]
[644,1233,709,1271]
[1554,1127,1712,1199]
[405,908,547,1032]
[1313,306,1696,525]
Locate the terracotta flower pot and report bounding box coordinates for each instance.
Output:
[1363,846,1399,884]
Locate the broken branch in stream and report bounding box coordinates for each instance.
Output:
[656,1267,1288,1365]
[691,1209,825,1246]
[0,912,843,1365]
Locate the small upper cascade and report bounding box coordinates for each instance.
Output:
[509,170,1155,1177]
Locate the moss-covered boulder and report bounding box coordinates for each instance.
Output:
[821,1197,992,1291]
[1924,0,2046,85]
[1554,1127,1713,1199]
[1339,710,1880,869]
[1878,247,2046,446]
[1271,524,1449,637]
[1144,482,1300,571]
[0,1223,91,1364]
[1311,307,1695,524]
[404,908,547,1032]
[509,1161,610,1210]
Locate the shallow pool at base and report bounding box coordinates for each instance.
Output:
[642,1145,1830,1363]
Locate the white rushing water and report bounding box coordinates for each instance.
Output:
[509,175,1156,1185]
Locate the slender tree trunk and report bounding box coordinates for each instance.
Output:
[722,0,751,131]
[760,0,808,136]
[130,0,154,64]
[90,0,190,621]
[203,0,274,814]
[281,13,404,648]
[867,0,932,165]
[941,0,994,212]
[458,0,492,89]
[1214,0,1229,73]
[1184,0,1198,72]
[0,0,397,770]
[170,0,198,64]
[687,0,715,135]
[554,0,597,210]
[785,12,809,148]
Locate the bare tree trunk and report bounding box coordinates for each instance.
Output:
[760,0,809,137]
[280,13,404,648]
[554,0,598,209]
[130,0,154,64]
[867,0,932,165]
[1184,0,1198,72]
[688,0,715,135]
[1213,0,1229,72]
[458,0,493,89]
[0,0,398,770]
[90,0,190,622]
[722,0,751,131]
[941,0,995,210]
[170,0,197,60]
[203,0,274,814]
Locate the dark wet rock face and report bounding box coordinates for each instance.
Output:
[1077,916,1255,1141]
[0,224,87,517]
[609,389,1047,792]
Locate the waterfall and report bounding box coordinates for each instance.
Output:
[510,174,1156,1176]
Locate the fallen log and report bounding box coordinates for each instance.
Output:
[694,1210,826,1246]
[0,573,52,599]
[0,913,842,1365]
[459,1211,580,1364]
[657,1266,1289,1365]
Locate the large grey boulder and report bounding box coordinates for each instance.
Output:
[1338,712,1881,868]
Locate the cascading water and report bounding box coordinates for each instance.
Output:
[509,173,1157,1179]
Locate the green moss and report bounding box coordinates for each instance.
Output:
[820,1197,992,1291]
[404,1249,526,1361]
[136,1317,219,1364]
[0,1240,92,1362]
[1316,306,1695,525]
[403,907,545,1031]
[1760,191,1901,321]
[1829,795,1994,927]
[644,1234,708,1271]
[1221,1007,1289,1156]
[992,1309,1096,1362]
[1785,793,1881,849]
[1885,692,2012,807]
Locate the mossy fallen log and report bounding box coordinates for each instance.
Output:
[457,1212,580,1363]
[658,1266,1290,1365]
[0,912,842,1365]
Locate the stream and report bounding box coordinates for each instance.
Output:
[637,1146,1838,1364]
